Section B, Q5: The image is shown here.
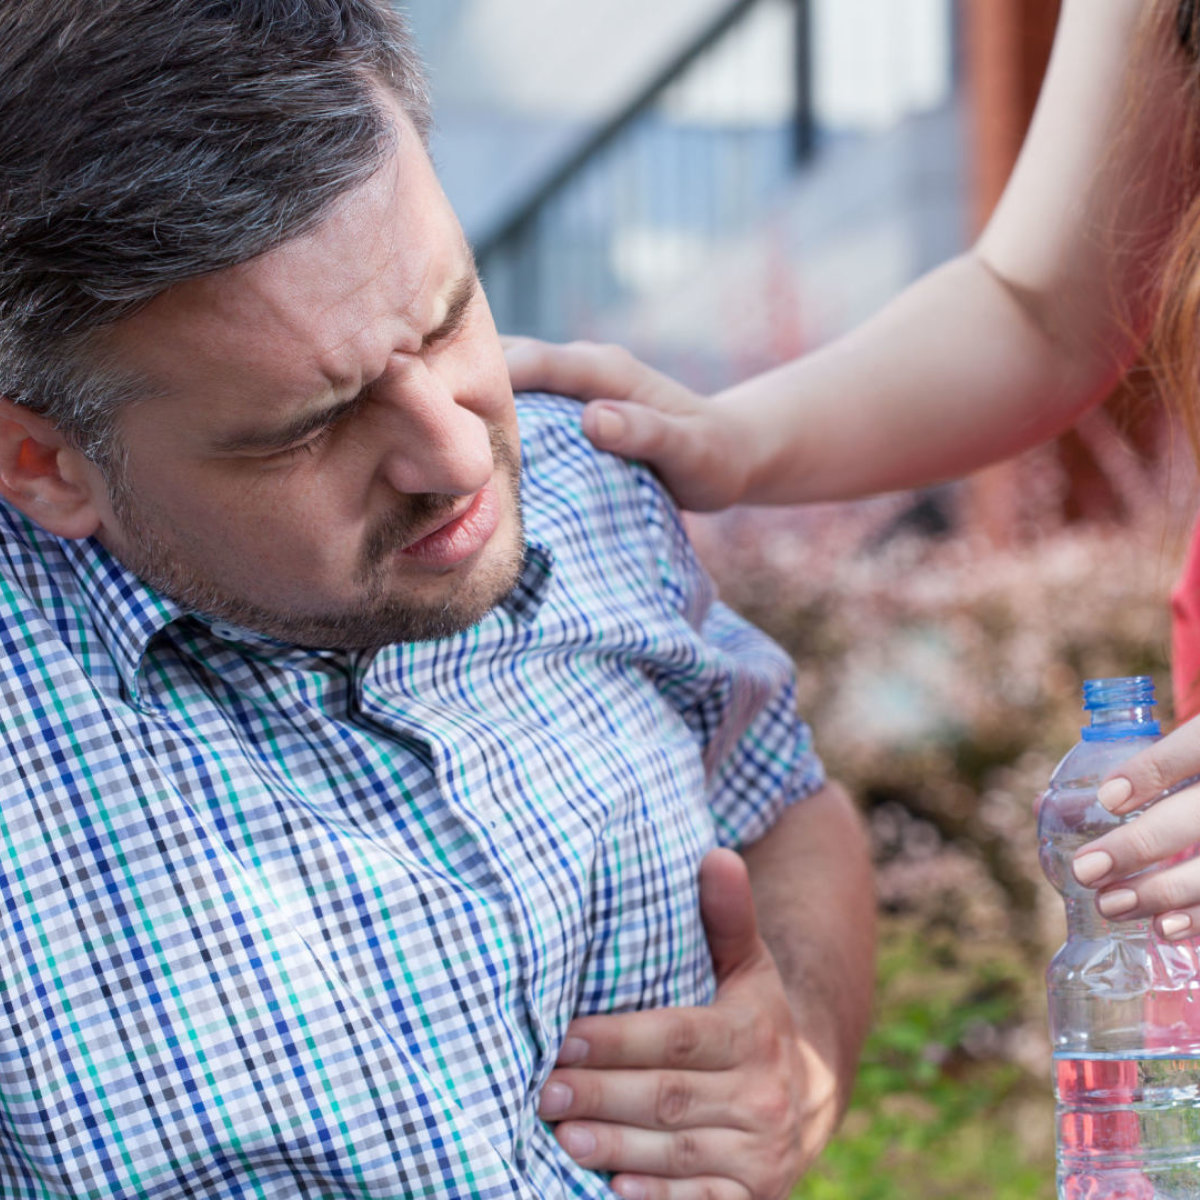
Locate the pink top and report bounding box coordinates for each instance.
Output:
[1173,519,1200,722]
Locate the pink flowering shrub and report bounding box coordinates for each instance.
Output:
[694,493,1183,954]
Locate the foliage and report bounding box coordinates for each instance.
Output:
[692,488,1190,1199]
[796,920,1054,1199]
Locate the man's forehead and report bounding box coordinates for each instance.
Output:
[210,142,456,341]
[102,124,470,414]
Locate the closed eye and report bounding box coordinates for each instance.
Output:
[274,423,337,459]
[422,272,478,351]
[267,391,368,459]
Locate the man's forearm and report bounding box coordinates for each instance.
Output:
[741,781,876,1125]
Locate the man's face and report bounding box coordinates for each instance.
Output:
[89,99,524,650]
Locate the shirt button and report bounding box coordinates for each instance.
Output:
[210,623,240,641]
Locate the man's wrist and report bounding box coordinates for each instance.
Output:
[791,1029,843,1161]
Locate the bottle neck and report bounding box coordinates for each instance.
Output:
[1080,676,1160,741]
[1081,704,1161,742]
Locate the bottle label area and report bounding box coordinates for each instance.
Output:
[1055,1055,1200,1198]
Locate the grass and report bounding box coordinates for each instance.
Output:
[795,919,1055,1199]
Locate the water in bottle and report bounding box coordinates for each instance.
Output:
[1038,676,1200,1199]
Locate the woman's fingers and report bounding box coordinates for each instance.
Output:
[1074,781,1200,925]
[1076,782,1200,885]
[1090,851,1200,923]
[502,337,692,413]
[1097,714,1200,816]
[1070,712,1200,928]
[501,336,750,509]
[1155,908,1200,941]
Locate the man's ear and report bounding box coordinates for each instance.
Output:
[0,397,104,539]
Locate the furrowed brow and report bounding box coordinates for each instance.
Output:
[212,257,480,456]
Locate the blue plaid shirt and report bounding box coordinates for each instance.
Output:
[0,394,822,1198]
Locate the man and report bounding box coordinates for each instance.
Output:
[0,3,874,1197]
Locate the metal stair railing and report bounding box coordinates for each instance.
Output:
[474,0,814,341]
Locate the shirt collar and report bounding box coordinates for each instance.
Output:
[57,534,184,707]
[504,538,554,625]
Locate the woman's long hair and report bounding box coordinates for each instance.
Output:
[1148,0,1200,460]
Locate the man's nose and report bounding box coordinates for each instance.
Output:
[373,365,495,497]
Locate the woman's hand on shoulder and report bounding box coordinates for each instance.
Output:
[503,336,752,511]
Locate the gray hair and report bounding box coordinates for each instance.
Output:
[0,0,431,463]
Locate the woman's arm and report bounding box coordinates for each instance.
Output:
[506,0,1196,508]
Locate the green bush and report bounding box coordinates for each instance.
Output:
[797,921,1053,1199]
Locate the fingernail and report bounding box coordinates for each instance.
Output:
[557,1037,589,1065]
[563,1126,597,1159]
[1097,888,1138,917]
[1098,778,1134,812]
[1073,851,1114,886]
[588,405,625,446]
[538,1082,572,1119]
[1162,914,1193,940]
[614,1182,647,1200]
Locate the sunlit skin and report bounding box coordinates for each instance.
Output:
[76,94,524,650]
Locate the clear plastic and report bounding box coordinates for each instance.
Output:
[1038,677,1200,1199]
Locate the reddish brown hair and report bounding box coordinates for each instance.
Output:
[1148,0,1200,459]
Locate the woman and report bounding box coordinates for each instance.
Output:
[506,0,1200,938]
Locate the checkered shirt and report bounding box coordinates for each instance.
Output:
[0,394,823,1198]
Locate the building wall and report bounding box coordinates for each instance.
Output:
[407,0,963,393]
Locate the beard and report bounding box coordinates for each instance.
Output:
[105,429,527,650]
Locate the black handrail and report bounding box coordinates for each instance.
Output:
[473,0,813,259]
[792,0,814,163]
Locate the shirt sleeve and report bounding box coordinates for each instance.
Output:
[632,467,827,849]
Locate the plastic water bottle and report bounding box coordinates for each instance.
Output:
[1038,676,1200,1199]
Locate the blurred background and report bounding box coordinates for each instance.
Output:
[401,2,1196,1196]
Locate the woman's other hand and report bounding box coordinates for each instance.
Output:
[1072,716,1200,938]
